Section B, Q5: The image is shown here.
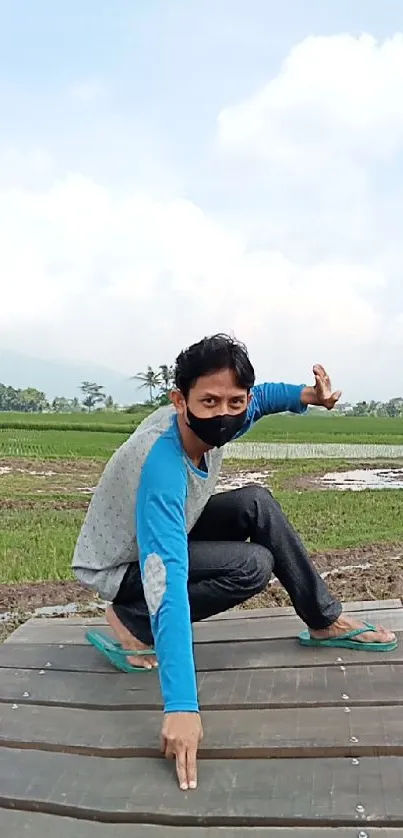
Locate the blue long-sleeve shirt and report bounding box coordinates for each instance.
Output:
[73,382,306,713]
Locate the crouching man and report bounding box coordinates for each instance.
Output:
[72,334,396,791]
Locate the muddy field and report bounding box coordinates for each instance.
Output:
[1,544,401,616]
[1,456,402,638]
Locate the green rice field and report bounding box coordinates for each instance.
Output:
[0,411,402,605]
[1,413,403,459]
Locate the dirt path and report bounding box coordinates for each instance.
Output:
[1,544,401,620]
[0,581,98,613]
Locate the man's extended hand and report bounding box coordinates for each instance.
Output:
[302,364,342,410]
[161,712,203,791]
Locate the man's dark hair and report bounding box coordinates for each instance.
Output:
[174,333,255,399]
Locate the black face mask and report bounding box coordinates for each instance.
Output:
[186,407,247,448]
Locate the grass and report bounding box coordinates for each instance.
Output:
[0,508,83,583]
[1,490,401,583]
[1,456,402,584]
[236,457,403,550]
[3,417,403,461]
[244,414,403,445]
[0,413,402,585]
[278,488,403,552]
[0,408,152,435]
[0,409,151,426]
[0,429,128,458]
[1,412,403,452]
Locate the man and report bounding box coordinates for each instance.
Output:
[73,334,396,792]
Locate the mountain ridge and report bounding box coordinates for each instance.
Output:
[0,349,143,404]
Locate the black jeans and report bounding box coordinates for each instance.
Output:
[113,485,342,647]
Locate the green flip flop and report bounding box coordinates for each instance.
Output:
[298,622,398,652]
[85,630,156,673]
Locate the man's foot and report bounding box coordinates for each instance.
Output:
[106,606,158,669]
[310,615,396,645]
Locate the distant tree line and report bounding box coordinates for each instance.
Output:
[0,381,115,414]
[2,369,403,417]
[0,364,176,413]
[337,398,403,418]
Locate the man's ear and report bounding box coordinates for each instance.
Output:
[170,389,186,415]
[247,391,253,406]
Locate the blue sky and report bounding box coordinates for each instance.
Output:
[2,0,401,187]
[1,1,403,399]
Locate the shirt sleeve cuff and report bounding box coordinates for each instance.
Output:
[164,702,200,713]
[289,384,308,414]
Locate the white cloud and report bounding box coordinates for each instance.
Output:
[2,33,403,399]
[218,34,403,166]
[0,173,385,380]
[216,31,403,272]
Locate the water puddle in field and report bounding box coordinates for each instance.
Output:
[319,467,403,491]
[0,600,106,625]
[320,562,372,579]
[215,470,272,493]
[57,474,272,496]
[0,465,57,477]
[76,486,97,494]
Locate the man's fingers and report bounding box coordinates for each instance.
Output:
[323,390,342,410]
[162,736,175,760]
[314,365,332,389]
[175,749,189,791]
[161,714,202,791]
[186,747,198,790]
[314,370,328,387]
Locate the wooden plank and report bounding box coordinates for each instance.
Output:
[205,597,403,621]
[16,598,402,628]
[194,635,403,671]
[1,748,403,825]
[2,812,400,838]
[1,664,402,710]
[1,704,402,758]
[7,607,403,645]
[1,637,403,673]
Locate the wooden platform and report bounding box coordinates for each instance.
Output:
[1,599,403,836]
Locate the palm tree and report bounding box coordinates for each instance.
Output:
[80,381,105,412]
[131,366,161,403]
[159,364,175,394]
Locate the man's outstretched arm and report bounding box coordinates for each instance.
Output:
[236,364,342,435]
[136,435,203,790]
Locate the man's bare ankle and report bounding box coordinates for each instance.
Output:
[106,604,157,667]
[106,605,141,645]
